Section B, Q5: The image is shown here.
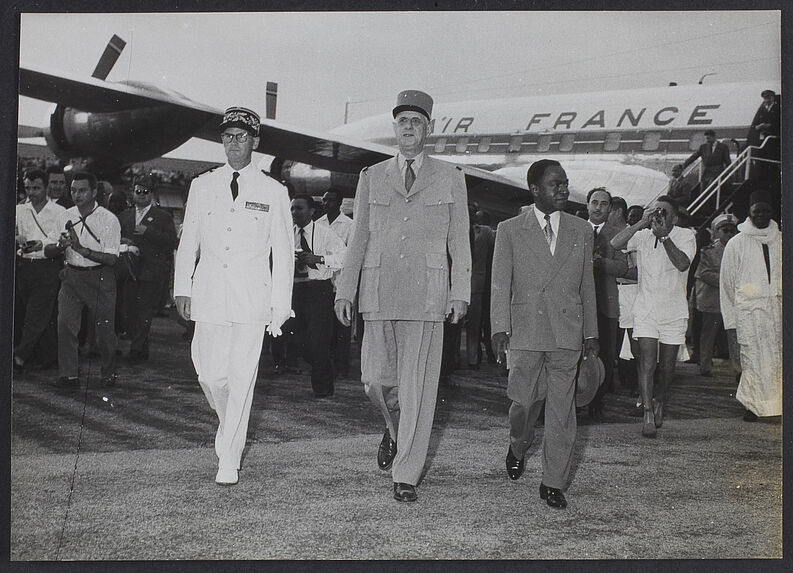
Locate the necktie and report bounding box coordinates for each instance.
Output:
[544,213,554,252]
[299,228,317,270]
[230,171,239,201]
[593,225,599,253]
[593,225,599,240]
[405,159,416,192]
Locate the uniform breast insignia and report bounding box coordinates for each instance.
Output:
[245,201,270,212]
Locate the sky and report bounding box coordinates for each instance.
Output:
[17,10,781,162]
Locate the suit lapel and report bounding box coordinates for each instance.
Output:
[545,213,575,282]
[407,156,437,198]
[521,208,554,264]
[386,157,407,197]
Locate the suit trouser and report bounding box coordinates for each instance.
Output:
[14,259,61,364]
[331,318,351,375]
[698,311,724,373]
[592,312,618,403]
[507,348,581,490]
[192,321,266,471]
[124,277,167,356]
[292,279,335,396]
[58,266,117,379]
[465,289,485,365]
[361,320,442,485]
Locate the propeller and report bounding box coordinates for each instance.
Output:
[91,34,127,80]
[266,81,278,119]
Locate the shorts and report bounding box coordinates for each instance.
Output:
[632,316,688,345]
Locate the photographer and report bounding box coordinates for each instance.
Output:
[611,196,696,438]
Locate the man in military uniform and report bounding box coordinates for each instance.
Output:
[335,90,471,503]
[174,107,294,486]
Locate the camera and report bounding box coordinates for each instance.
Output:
[651,207,667,223]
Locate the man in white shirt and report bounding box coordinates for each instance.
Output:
[45,171,121,389]
[288,194,346,397]
[174,107,294,486]
[14,168,66,372]
[611,196,696,437]
[316,188,353,376]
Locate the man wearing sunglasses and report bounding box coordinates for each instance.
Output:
[174,107,294,486]
[118,173,177,362]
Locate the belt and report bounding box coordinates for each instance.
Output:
[66,263,105,271]
[18,257,58,264]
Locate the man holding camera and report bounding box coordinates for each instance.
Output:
[611,196,696,438]
[44,171,121,389]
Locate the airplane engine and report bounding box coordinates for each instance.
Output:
[44,103,212,170]
[273,159,359,197]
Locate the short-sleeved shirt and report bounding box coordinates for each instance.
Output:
[16,201,65,259]
[626,225,696,323]
[53,204,121,268]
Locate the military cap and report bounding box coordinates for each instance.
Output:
[220,106,261,135]
[392,90,433,121]
[711,213,737,234]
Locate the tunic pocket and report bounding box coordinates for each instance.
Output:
[424,252,449,314]
[359,251,381,313]
[368,195,391,231]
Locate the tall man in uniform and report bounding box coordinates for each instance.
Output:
[14,169,65,372]
[491,159,599,509]
[119,174,177,362]
[45,172,121,388]
[175,107,294,486]
[335,90,471,503]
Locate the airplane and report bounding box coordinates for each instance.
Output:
[18,35,779,220]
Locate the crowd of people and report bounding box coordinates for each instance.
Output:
[13,89,781,509]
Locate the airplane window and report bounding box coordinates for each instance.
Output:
[434,138,447,153]
[642,132,661,151]
[508,135,523,153]
[456,138,470,153]
[559,134,575,152]
[537,134,552,152]
[477,136,491,153]
[604,133,621,151]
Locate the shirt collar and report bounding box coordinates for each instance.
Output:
[533,205,559,229]
[397,151,425,173]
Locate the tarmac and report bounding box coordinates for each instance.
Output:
[9,310,784,564]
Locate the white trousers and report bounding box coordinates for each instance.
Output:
[191,321,266,471]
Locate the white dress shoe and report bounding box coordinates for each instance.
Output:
[215,468,238,486]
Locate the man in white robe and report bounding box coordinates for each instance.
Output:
[719,190,782,421]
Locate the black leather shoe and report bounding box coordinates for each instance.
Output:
[539,483,567,509]
[377,429,397,470]
[53,376,79,389]
[393,482,417,502]
[506,447,525,480]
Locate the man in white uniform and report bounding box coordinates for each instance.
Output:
[174,107,294,486]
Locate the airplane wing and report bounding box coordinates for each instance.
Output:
[20,65,529,215]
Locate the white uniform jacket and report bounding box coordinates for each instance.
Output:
[174,162,294,325]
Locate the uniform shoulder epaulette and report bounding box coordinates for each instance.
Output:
[259,168,284,184]
[195,164,221,178]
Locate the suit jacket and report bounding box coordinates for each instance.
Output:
[491,206,597,352]
[174,162,294,325]
[748,99,780,145]
[119,204,177,282]
[592,222,627,319]
[336,155,471,322]
[683,141,731,178]
[471,224,496,295]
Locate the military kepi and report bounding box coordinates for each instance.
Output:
[220,106,261,135]
[392,90,433,121]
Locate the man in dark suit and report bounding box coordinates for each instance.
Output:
[491,159,599,509]
[119,174,177,362]
[586,187,627,420]
[681,129,731,190]
[465,203,496,370]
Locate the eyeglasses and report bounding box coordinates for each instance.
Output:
[134,187,151,195]
[221,132,251,143]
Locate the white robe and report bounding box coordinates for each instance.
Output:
[719,219,782,416]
